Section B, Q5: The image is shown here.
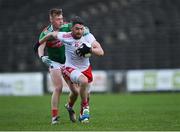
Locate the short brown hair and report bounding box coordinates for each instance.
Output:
[49,8,63,18]
[71,16,84,26]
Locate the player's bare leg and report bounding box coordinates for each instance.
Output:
[78,75,90,123]
[64,78,79,122]
[50,69,63,124]
[87,85,91,104]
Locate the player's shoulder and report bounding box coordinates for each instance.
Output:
[41,25,52,33]
[83,32,94,38]
[42,26,48,32]
[61,22,71,28]
[60,23,72,32]
[39,25,52,39]
[83,32,96,43]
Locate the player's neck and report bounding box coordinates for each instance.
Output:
[52,25,59,31]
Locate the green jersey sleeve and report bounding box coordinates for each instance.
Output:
[60,23,90,35]
[39,26,53,40]
[60,23,72,32]
[39,32,46,40]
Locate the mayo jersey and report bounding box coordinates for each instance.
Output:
[57,32,96,71]
[39,24,72,64]
[39,23,90,64]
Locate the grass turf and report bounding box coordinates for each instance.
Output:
[0,93,180,131]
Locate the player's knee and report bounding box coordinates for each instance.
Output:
[54,87,62,94]
[71,91,78,97]
[72,89,79,96]
[80,77,89,86]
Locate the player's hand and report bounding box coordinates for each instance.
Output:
[52,31,58,38]
[83,26,90,36]
[41,56,53,67]
[76,43,91,57]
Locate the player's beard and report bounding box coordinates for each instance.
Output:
[72,33,82,39]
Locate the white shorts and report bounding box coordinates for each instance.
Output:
[49,61,64,71]
[62,66,93,84]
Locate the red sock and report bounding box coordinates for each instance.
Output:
[68,101,74,108]
[51,109,58,117]
[87,96,90,104]
[80,99,89,115]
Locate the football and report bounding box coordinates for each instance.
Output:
[76,42,92,58]
[83,42,91,57]
[84,52,92,58]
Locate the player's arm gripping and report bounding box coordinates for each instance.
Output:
[38,38,54,67]
[76,43,92,57]
[38,42,46,58]
[39,32,58,44]
[91,41,104,56]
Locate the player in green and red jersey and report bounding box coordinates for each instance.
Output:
[38,22,75,64]
[39,16,104,123]
[37,8,76,125]
[36,8,90,124]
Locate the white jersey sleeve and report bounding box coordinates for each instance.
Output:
[84,33,96,44]
[57,32,73,44]
[57,32,64,41]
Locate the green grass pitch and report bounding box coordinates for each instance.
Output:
[0,93,180,131]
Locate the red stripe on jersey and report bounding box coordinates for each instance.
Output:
[62,33,72,38]
[47,39,63,48]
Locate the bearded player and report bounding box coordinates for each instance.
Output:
[36,8,89,124]
[39,16,104,123]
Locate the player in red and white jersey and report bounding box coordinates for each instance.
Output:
[40,16,104,123]
[57,31,95,72]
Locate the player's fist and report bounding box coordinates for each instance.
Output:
[76,42,92,57]
[52,31,58,38]
[83,26,90,36]
[41,56,53,67]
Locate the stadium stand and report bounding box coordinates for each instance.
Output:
[0,0,180,72]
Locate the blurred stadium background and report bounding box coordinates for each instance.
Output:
[1,0,180,131]
[1,0,180,94]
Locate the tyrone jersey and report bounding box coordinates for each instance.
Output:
[39,23,90,64]
[39,24,72,64]
[57,32,96,71]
